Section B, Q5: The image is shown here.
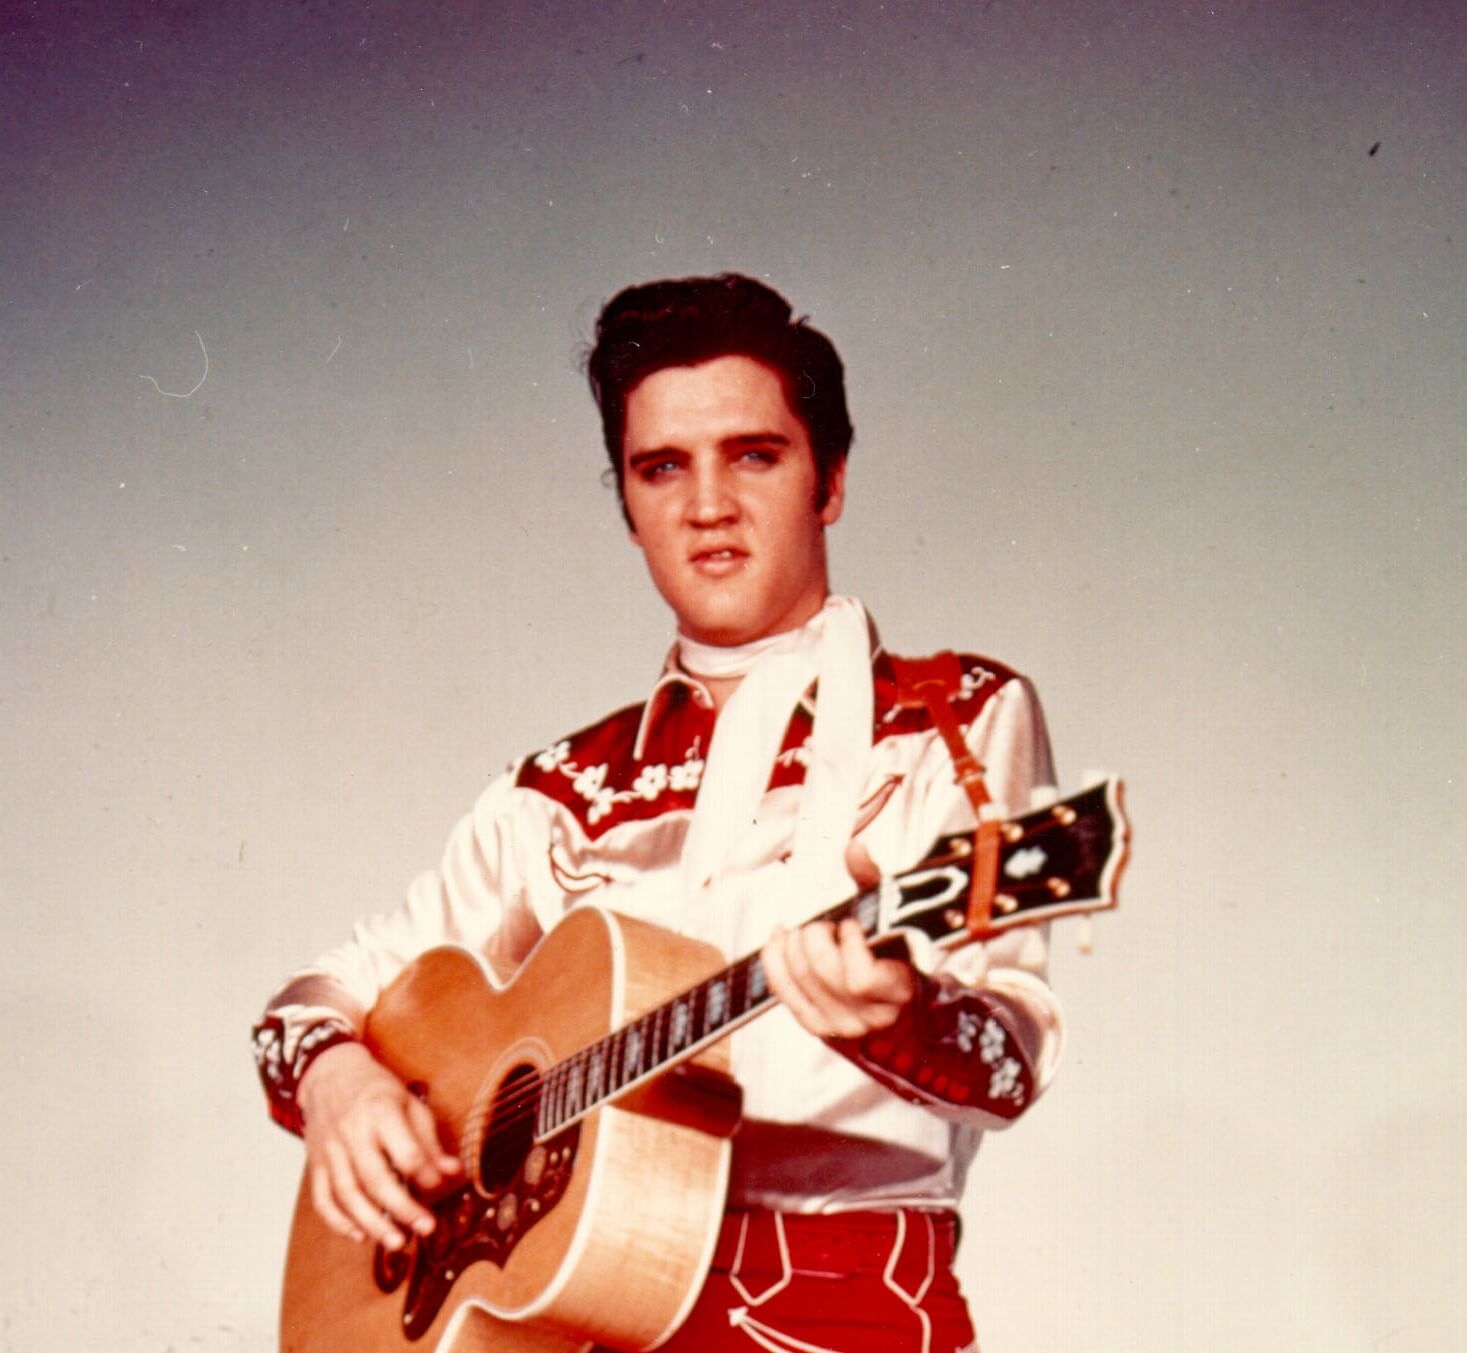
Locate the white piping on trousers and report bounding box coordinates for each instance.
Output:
[880,1211,935,1353]
[727,1306,847,1353]
[728,1211,794,1307]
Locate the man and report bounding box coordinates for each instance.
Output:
[254,274,1062,1351]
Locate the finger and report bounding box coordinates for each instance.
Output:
[845,839,881,890]
[801,921,849,987]
[378,1107,441,1193]
[308,1158,365,1243]
[771,927,868,1039]
[836,921,917,1005]
[405,1095,462,1178]
[835,923,918,1032]
[324,1138,408,1251]
[763,929,838,1037]
[354,1141,438,1239]
[792,927,868,1033]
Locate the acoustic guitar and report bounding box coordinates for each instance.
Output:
[281,778,1128,1352]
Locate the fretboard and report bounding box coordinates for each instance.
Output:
[534,882,883,1136]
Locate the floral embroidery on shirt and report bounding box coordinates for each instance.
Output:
[533,737,705,825]
[960,664,998,699]
[950,1009,982,1054]
[989,1056,1023,1100]
[251,1012,359,1135]
[978,1016,1006,1063]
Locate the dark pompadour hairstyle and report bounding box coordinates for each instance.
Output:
[586,273,853,510]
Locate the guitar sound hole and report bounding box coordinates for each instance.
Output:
[480,1063,538,1190]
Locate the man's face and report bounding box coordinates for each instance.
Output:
[621,354,845,647]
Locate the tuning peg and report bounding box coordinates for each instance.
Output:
[1077,915,1094,955]
[1029,784,1059,810]
[1081,768,1108,789]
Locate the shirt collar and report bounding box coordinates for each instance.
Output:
[631,615,886,763]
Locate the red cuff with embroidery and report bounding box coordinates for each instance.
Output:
[250,1013,360,1136]
[830,974,1037,1120]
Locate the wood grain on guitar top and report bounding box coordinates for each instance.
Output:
[281,908,740,1353]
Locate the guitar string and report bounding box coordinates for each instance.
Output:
[466,957,771,1148]
[459,867,1084,1168]
[441,819,1098,1173]
[451,873,894,1150]
[457,883,876,1148]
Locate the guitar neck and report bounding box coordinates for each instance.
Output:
[533,887,876,1137]
[531,775,1128,1138]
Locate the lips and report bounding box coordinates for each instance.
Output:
[690,544,749,574]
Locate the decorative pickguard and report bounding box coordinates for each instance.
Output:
[373,1125,580,1341]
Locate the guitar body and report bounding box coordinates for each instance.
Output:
[281,907,742,1353]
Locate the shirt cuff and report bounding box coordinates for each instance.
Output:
[250,1011,361,1137]
[827,972,1038,1122]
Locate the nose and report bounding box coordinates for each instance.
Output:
[686,458,738,527]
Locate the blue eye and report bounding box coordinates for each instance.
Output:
[639,458,682,482]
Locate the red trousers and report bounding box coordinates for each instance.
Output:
[610,1209,978,1353]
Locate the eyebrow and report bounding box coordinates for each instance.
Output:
[721,432,791,449]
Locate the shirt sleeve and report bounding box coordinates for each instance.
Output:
[833,674,1066,1128]
[250,767,552,1135]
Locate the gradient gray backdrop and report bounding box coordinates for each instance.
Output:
[2,2,1462,1349]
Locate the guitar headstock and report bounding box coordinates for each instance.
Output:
[886,777,1129,946]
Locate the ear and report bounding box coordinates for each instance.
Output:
[818,457,848,527]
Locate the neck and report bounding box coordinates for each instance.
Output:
[678,605,831,713]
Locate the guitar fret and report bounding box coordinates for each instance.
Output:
[733,957,754,1017]
[667,995,692,1054]
[746,955,768,1005]
[703,975,729,1034]
[606,1028,624,1094]
[649,1001,665,1071]
[565,1056,584,1118]
[622,1022,645,1081]
[585,1043,606,1103]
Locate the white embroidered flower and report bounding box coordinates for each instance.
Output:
[668,756,704,792]
[586,788,616,825]
[632,763,669,800]
[534,739,571,772]
[989,1056,1021,1099]
[960,665,996,699]
[979,1017,1006,1065]
[950,1009,981,1054]
[573,763,608,799]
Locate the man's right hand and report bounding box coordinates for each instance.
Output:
[296,1041,462,1249]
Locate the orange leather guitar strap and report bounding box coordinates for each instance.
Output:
[888,652,1001,936]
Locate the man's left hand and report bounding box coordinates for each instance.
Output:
[760,918,918,1040]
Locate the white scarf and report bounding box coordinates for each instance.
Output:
[678,596,874,911]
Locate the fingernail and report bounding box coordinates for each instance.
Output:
[414,1216,435,1235]
[382,1231,403,1250]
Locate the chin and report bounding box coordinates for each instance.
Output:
[683,619,755,647]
